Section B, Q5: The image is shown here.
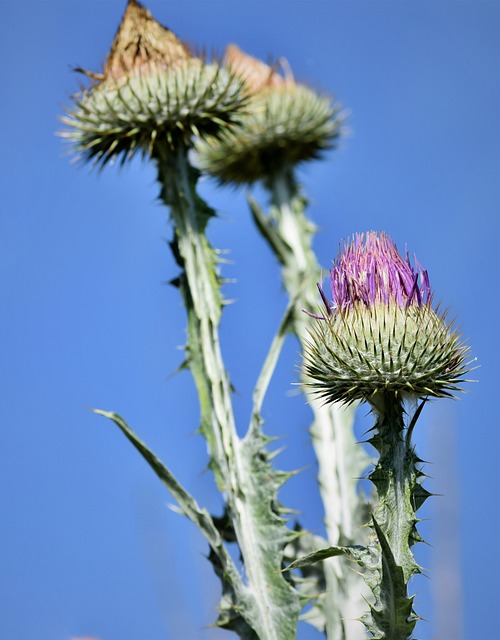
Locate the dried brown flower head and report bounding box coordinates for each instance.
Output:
[62,1,246,164]
[103,0,190,81]
[224,44,293,95]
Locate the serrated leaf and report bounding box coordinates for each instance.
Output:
[93,410,242,589]
[96,410,292,637]
[284,543,373,571]
[284,546,347,570]
[370,515,417,640]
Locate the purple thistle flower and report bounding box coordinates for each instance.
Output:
[304,231,472,404]
[320,231,431,315]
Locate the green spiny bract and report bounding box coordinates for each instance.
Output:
[196,45,344,184]
[304,302,470,406]
[63,63,245,167]
[61,0,246,167]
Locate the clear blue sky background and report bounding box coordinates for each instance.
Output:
[2,2,499,639]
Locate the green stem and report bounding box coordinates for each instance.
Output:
[156,145,300,640]
[366,393,424,639]
[158,144,234,491]
[253,166,371,640]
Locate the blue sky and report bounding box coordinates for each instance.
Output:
[2,1,499,639]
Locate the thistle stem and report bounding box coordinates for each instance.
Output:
[158,144,234,489]
[367,393,423,639]
[156,145,300,640]
[254,166,371,640]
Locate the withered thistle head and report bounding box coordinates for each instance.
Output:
[303,231,472,405]
[61,0,246,166]
[196,45,343,185]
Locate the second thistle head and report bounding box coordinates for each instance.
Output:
[303,231,472,406]
[196,45,344,185]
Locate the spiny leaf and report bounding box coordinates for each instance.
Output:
[93,409,242,588]
[369,515,417,640]
[284,544,374,572]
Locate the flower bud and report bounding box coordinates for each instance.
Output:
[61,0,245,166]
[303,232,471,404]
[196,45,343,185]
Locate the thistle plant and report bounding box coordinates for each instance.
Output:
[302,231,472,638]
[197,45,371,639]
[62,2,473,638]
[62,1,303,638]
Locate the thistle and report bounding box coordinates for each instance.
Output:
[62,3,302,638]
[61,0,245,165]
[304,231,470,405]
[303,231,473,639]
[196,44,343,185]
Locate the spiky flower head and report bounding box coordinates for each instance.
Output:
[303,231,471,405]
[196,45,344,185]
[61,0,246,167]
